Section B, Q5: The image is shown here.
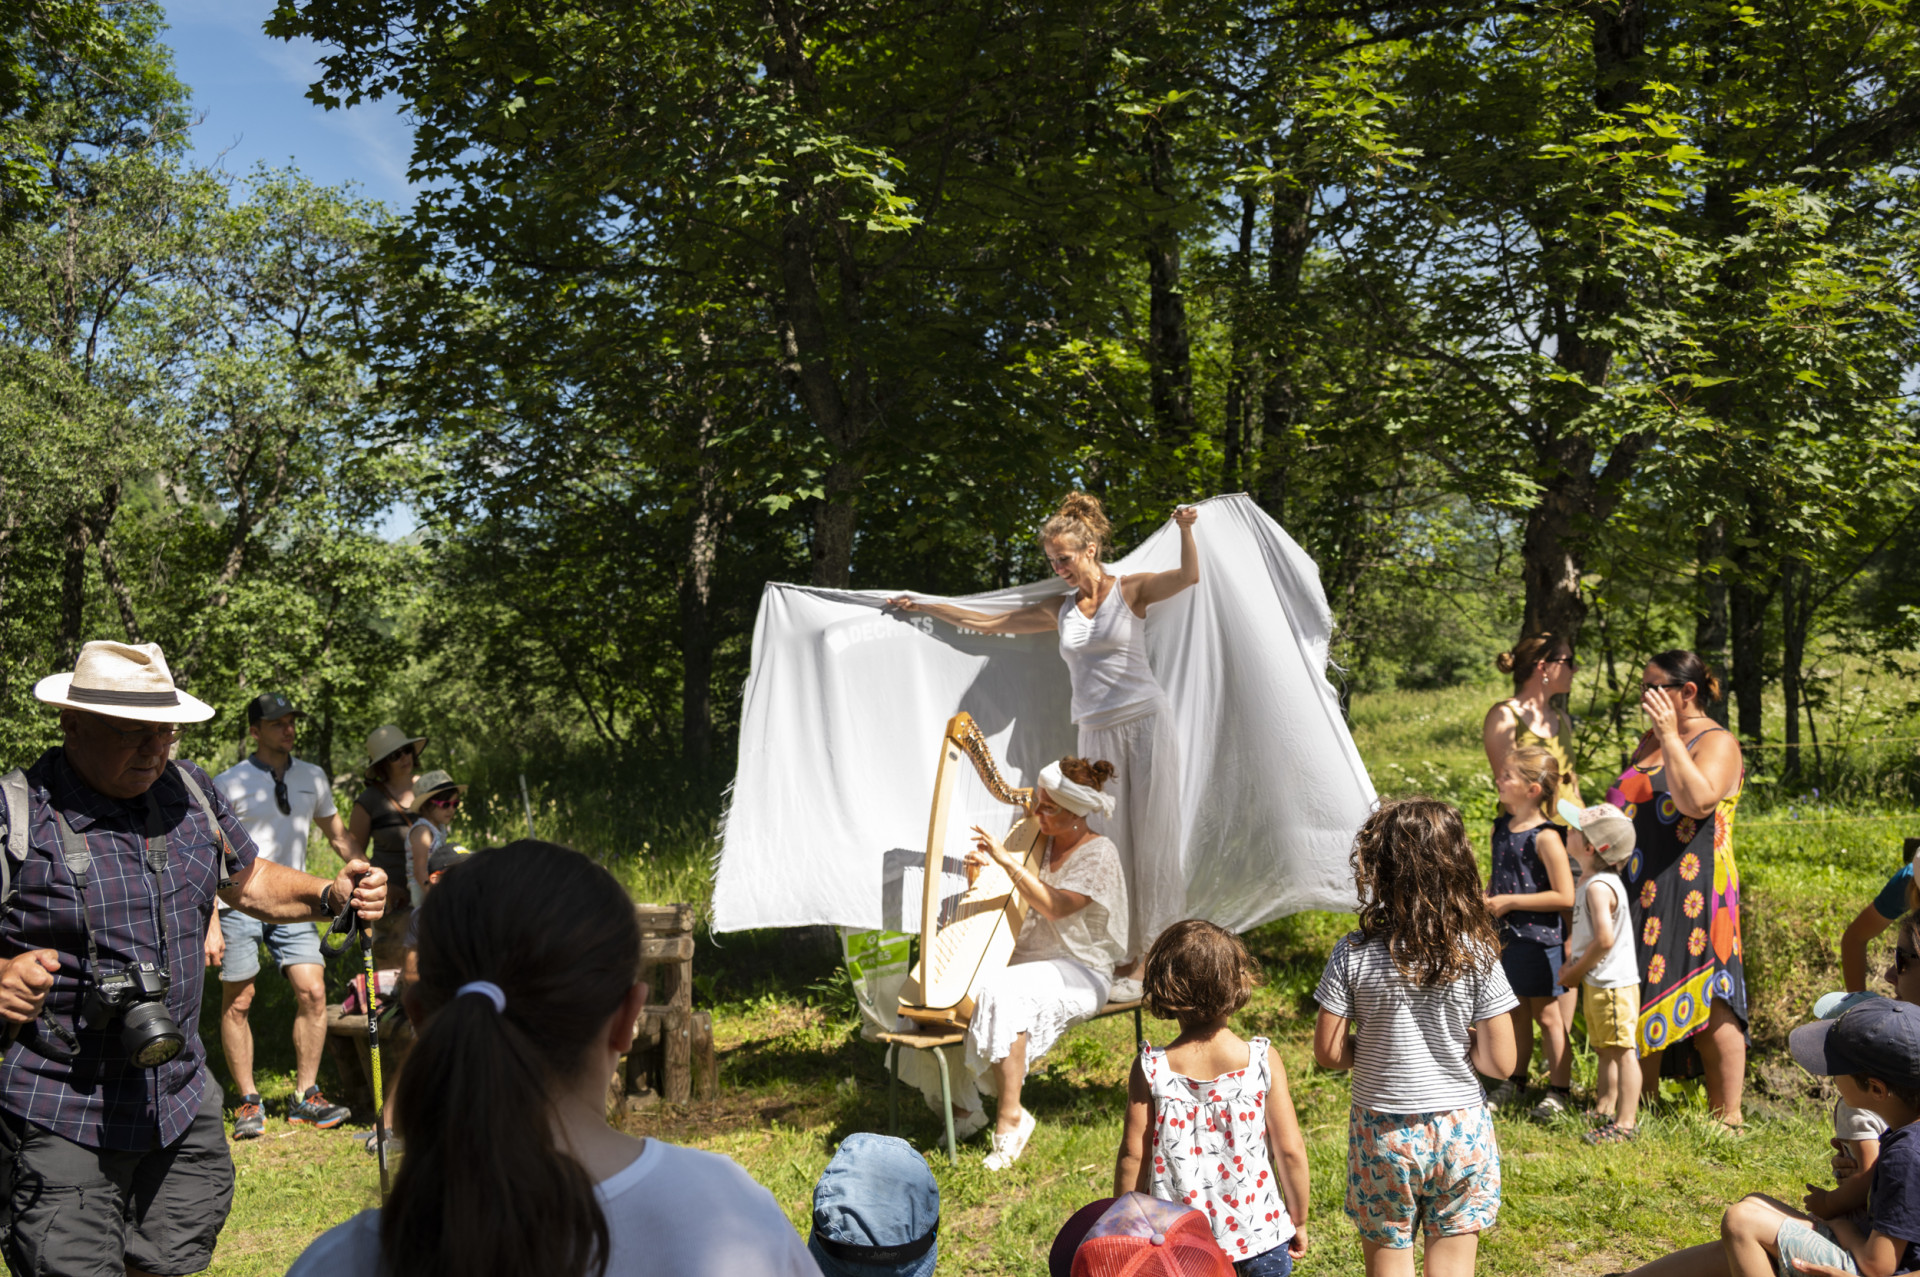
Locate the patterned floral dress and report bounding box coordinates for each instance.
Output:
[1607,727,1746,1069]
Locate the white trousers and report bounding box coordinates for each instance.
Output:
[965,956,1108,1093]
[1080,701,1185,961]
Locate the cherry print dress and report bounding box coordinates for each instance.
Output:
[1142,1036,1294,1261]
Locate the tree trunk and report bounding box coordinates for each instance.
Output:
[1259,174,1314,524]
[1145,123,1195,450]
[1695,516,1729,669]
[1780,558,1807,780]
[57,506,92,666]
[97,533,142,644]
[1220,191,1257,491]
[1728,557,1769,745]
[679,400,726,773]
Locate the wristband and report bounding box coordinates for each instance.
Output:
[319,882,337,918]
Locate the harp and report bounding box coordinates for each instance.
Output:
[897,712,1048,1031]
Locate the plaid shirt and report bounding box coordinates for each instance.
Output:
[0,749,257,1150]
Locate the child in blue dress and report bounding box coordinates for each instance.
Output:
[1485,745,1575,1117]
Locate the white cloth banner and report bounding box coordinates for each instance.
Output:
[712,493,1375,934]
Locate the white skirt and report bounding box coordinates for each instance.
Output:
[1080,701,1185,960]
[965,957,1108,1093]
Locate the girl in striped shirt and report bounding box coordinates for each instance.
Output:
[1314,798,1519,1277]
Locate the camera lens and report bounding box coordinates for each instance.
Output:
[120,1001,185,1069]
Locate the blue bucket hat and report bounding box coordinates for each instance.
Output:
[808,1133,939,1277]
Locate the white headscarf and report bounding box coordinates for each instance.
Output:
[1037,760,1117,819]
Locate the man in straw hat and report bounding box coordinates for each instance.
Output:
[0,642,387,1277]
[208,692,358,1140]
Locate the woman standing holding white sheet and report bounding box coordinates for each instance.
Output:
[888,493,1197,999]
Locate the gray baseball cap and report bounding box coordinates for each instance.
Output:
[246,692,299,724]
[1557,799,1638,865]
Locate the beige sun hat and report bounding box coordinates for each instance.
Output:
[34,641,214,723]
[410,769,467,813]
[363,724,428,769]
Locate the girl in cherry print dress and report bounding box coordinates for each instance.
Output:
[1114,921,1310,1276]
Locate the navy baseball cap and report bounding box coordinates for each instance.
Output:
[246,692,299,724]
[1791,995,1920,1091]
[427,842,476,876]
[809,1133,938,1277]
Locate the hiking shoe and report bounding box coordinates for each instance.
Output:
[232,1094,265,1140]
[1485,1079,1520,1107]
[287,1086,350,1129]
[1584,1121,1640,1145]
[1530,1090,1573,1121]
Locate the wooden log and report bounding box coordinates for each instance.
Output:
[634,903,695,934]
[691,1010,716,1101]
[640,935,696,963]
[663,1006,692,1104]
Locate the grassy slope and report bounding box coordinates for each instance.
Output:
[206,678,1920,1274]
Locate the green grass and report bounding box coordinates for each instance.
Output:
[203,678,1920,1275]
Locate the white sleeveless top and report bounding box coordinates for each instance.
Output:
[1057,582,1164,727]
[1143,1036,1294,1261]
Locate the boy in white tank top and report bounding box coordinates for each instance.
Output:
[1555,801,1642,1144]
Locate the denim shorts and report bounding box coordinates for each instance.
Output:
[1235,1242,1294,1276]
[1499,938,1566,999]
[218,909,325,983]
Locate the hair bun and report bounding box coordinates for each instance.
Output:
[1039,490,1113,558]
[1495,651,1518,674]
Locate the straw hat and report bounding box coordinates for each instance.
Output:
[363,724,428,769]
[34,641,214,723]
[410,769,467,813]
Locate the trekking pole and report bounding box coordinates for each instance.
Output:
[362,923,390,1200]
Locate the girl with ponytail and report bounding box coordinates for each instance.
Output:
[287,842,817,1277]
[887,492,1201,1008]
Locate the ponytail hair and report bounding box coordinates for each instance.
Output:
[1495,634,1567,695]
[1649,649,1724,705]
[382,840,640,1277]
[1040,491,1112,559]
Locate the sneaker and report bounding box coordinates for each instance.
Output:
[287,1086,351,1130]
[1107,977,1144,1005]
[1530,1090,1572,1121]
[1485,1079,1520,1107]
[1584,1121,1640,1145]
[982,1108,1036,1171]
[232,1094,265,1140]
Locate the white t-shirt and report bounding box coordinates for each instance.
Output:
[1009,834,1129,983]
[1837,1096,1890,1146]
[1569,872,1639,990]
[1314,931,1518,1114]
[212,758,336,911]
[285,1139,818,1277]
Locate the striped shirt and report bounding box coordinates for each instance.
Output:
[0,750,257,1149]
[1314,930,1518,1114]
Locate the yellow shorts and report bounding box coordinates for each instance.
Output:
[1583,983,1641,1052]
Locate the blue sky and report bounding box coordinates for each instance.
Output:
[164,0,418,213]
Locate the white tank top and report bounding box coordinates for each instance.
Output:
[1057,581,1164,727]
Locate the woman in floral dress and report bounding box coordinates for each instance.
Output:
[1606,649,1748,1128]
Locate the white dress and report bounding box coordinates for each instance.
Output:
[967,835,1128,1091]
[1058,584,1186,958]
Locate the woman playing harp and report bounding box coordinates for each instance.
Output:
[959,756,1128,1172]
[889,493,1196,1000]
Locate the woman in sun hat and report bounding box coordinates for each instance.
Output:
[349,725,427,950]
[406,769,467,907]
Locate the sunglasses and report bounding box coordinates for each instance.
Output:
[380,745,417,765]
[1541,656,1579,670]
[1896,946,1917,977]
[101,722,183,746]
[1641,681,1686,693]
[426,793,460,809]
[273,772,291,816]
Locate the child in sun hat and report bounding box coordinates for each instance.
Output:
[808,1133,939,1277]
[1553,799,1641,1143]
[1113,920,1309,1275]
[1313,798,1518,1276]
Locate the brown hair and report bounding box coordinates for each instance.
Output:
[1495,634,1569,694]
[1039,491,1112,559]
[1350,798,1500,987]
[1649,649,1725,705]
[1058,756,1117,790]
[1504,745,1561,819]
[1142,920,1260,1029]
[382,841,639,1277]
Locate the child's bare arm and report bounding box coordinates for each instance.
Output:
[1806,1139,1880,1219]
[1833,1218,1903,1277]
[1264,1045,1312,1256]
[1313,1010,1355,1072]
[1114,1059,1155,1197]
[1469,1011,1518,1079]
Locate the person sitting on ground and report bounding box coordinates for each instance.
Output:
[1313,798,1518,1277]
[808,1133,939,1277]
[1836,841,1920,993]
[1553,800,1641,1144]
[961,756,1129,1172]
[404,769,465,907]
[210,691,359,1138]
[286,840,818,1277]
[1114,919,1310,1275]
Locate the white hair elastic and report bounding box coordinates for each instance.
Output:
[455,980,507,1013]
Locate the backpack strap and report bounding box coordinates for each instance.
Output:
[172,762,244,890]
[0,768,29,911]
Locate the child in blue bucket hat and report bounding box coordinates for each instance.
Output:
[809,1134,939,1277]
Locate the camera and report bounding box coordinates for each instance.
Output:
[82,963,184,1068]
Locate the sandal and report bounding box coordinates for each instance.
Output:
[1584,1121,1639,1145]
[982,1108,1036,1170]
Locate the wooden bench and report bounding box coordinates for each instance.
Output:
[875,1000,1145,1164]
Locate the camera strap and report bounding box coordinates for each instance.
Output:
[46,792,172,1028]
